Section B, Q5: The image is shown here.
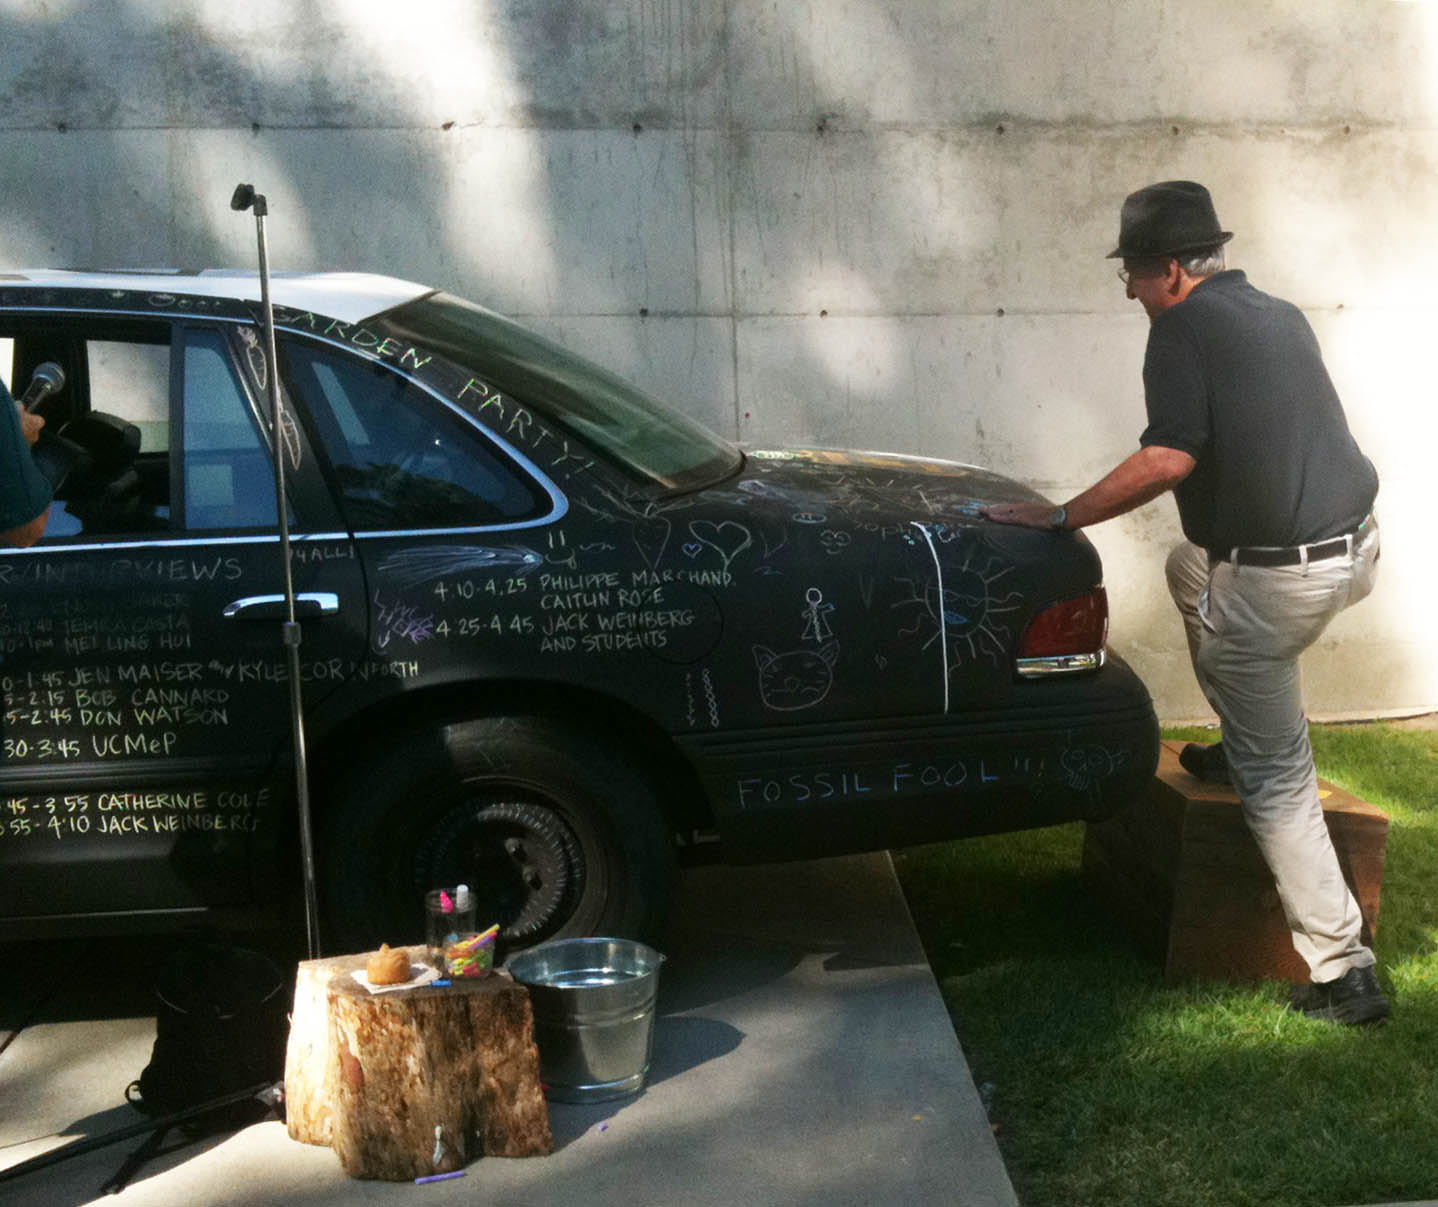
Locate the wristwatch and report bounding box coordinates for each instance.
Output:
[1047,505,1068,531]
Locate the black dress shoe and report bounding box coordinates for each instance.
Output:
[1288,964,1391,1025]
[1179,741,1230,785]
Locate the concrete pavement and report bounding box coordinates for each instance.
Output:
[0,853,1018,1206]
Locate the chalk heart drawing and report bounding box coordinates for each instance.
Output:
[753,640,839,712]
[689,520,752,570]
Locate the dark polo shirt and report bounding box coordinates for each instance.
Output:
[1139,270,1377,553]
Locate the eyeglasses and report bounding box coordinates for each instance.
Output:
[1116,261,1170,287]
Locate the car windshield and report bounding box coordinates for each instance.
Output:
[380,292,743,493]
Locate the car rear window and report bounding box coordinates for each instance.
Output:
[379,292,743,493]
[280,337,545,531]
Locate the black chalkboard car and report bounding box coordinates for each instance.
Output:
[0,271,1158,953]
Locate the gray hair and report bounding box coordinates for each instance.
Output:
[1178,245,1227,278]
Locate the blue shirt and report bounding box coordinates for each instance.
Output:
[0,381,53,533]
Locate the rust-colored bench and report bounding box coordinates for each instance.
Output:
[1082,740,1388,984]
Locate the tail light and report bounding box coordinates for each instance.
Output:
[1016,588,1108,678]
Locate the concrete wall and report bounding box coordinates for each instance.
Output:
[2,0,1433,721]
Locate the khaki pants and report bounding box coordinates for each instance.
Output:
[1165,522,1381,982]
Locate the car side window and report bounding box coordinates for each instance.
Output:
[0,319,286,540]
[90,339,171,452]
[1,324,174,538]
[280,338,545,530]
[181,328,278,530]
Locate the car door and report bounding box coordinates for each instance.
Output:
[0,311,366,924]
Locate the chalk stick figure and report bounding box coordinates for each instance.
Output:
[801,587,835,644]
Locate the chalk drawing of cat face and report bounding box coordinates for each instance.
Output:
[753,641,840,711]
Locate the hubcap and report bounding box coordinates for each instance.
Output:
[416,797,585,946]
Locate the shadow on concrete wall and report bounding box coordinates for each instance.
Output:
[0,1,1429,715]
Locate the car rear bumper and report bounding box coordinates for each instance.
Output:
[676,654,1159,862]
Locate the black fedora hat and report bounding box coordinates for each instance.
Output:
[1107,180,1233,259]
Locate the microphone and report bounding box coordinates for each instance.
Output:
[230,183,267,216]
[18,362,65,411]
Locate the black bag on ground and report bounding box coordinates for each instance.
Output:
[126,936,289,1134]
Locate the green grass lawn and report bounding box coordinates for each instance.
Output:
[892,723,1438,1207]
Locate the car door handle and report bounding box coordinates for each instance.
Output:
[222,592,341,620]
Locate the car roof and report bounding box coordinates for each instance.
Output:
[0,269,434,325]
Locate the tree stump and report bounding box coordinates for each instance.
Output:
[285,951,370,1147]
[283,951,552,1180]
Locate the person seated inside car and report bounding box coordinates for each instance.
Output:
[1,384,51,547]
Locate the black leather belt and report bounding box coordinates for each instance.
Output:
[1210,516,1372,568]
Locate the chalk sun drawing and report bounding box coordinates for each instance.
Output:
[891,547,1022,668]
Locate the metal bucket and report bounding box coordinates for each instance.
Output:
[506,937,664,1103]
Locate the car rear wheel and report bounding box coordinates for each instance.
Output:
[319,715,676,958]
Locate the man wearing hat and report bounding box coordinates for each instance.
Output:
[983,181,1385,1025]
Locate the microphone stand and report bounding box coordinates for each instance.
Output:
[230,184,322,961]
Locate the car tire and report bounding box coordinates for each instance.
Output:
[319,715,676,957]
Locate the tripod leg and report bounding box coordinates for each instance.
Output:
[100,1124,170,1195]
